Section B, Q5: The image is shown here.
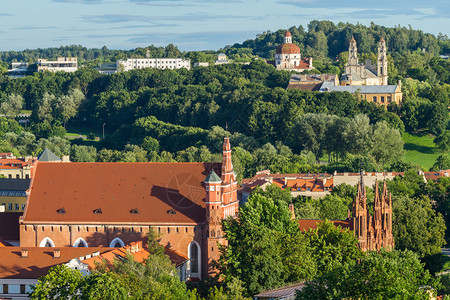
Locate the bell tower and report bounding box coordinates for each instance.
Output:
[377,36,388,85]
[348,36,359,65]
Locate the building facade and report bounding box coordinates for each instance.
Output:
[341,36,388,86]
[37,57,78,73]
[19,138,238,279]
[117,58,191,71]
[274,31,313,72]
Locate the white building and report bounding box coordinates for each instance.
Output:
[37,57,78,73]
[96,62,119,75]
[117,58,190,71]
[274,31,313,72]
[8,63,28,78]
[215,53,229,65]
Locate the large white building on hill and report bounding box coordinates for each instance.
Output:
[117,58,191,71]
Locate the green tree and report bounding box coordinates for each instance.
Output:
[370,121,405,167]
[434,130,450,151]
[29,265,84,300]
[431,154,450,171]
[297,250,436,300]
[393,195,446,258]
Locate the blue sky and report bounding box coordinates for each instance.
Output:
[0,0,448,52]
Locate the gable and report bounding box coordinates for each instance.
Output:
[23,162,221,225]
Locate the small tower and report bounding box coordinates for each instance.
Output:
[353,170,368,251]
[284,31,293,44]
[348,35,359,65]
[377,36,388,85]
[204,170,223,276]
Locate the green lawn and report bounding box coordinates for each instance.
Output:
[402,132,445,171]
[65,124,101,141]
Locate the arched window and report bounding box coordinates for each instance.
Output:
[73,237,88,248]
[39,237,55,247]
[188,241,201,278]
[109,237,124,248]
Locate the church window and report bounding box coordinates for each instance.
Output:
[109,237,124,248]
[189,242,200,274]
[73,238,88,247]
[39,237,55,247]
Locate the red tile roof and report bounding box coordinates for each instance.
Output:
[0,247,108,279]
[0,158,33,169]
[298,219,353,231]
[23,162,221,225]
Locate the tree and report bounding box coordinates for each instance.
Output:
[29,265,84,300]
[304,221,362,276]
[393,195,446,258]
[82,273,128,300]
[434,130,450,151]
[0,94,23,117]
[343,114,373,156]
[370,121,405,167]
[297,250,436,300]
[431,154,450,171]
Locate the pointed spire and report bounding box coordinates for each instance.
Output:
[358,169,366,198]
[350,35,356,43]
[380,34,385,42]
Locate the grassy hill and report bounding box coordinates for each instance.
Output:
[402,132,446,171]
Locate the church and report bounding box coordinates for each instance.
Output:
[341,36,388,86]
[274,31,314,72]
[19,137,239,279]
[299,172,394,251]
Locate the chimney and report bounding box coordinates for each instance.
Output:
[53,249,60,258]
[21,249,28,258]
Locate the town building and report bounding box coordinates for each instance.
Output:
[273,31,313,72]
[0,241,188,299]
[117,58,191,71]
[7,62,28,78]
[37,57,78,73]
[19,137,238,279]
[95,62,118,75]
[0,178,31,212]
[194,62,209,67]
[341,36,388,86]
[215,53,229,65]
[0,157,35,179]
[241,170,333,202]
[287,73,339,91]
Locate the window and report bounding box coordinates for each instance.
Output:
[21,204,26,210]
[373,96,377,103]
[73,237,88,247]
[381,96,385,103]
[109,237,124,248]
[2,284,8,294]
[8,203,12,210]
[387,96,392,102]
[8,174,11,178]
[39,237,55,247]
[16,174,20,179]
[189,242,199,273]
[20,284,25,294]
[15,203,19,210]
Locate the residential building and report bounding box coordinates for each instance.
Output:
[37,57,78,73]
[0,178,31,212]
[287,73,339,91]
[95,62,118,75]
[7,62,28,78]
[194,62,209,67]
[117,58,190,71]
[319,81,403,106]
[19,138,238,279]
[273,31,313,72]
[341,36,388,86]
[241,170,333,202]
[0,158,35,179]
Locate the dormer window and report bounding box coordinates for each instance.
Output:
[93,208,102,214]
[130,208,139,215]
[56,208,65,214]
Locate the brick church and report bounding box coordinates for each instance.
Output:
[19,137,239,279]
[299,172,394,251]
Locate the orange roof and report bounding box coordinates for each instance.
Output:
[285,31,292,37]
[0,158,33,169]
[298,219,353,232]
[0,247,108,279]
[23,162,222,225]
[276,43,300,54]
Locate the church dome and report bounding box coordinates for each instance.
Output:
[276,43,300,54]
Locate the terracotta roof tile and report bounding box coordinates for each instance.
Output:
[23,162,222,225]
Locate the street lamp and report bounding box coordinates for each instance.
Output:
[102,123,106,139]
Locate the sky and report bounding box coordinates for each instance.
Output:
[0,0,449,52]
